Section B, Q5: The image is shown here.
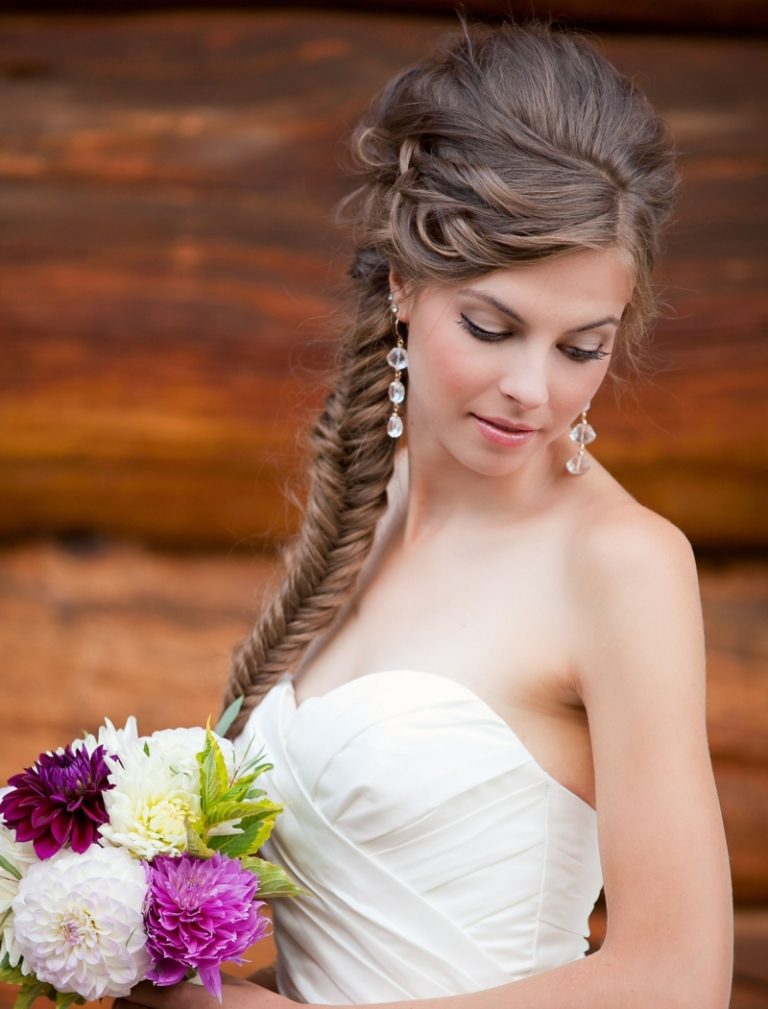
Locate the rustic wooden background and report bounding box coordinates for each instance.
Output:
[0,4,765,1008]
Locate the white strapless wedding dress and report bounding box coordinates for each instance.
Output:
[234,668,603,1004]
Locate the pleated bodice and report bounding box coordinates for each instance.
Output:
[234,668,603,1004]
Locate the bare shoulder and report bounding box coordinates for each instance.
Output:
[579,496,697,585]
[562,473,705,697]
[562,460,698,590]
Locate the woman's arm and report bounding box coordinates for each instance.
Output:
[560,509,734,1009]
[118,513,733,1009]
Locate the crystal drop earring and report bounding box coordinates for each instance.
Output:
[566,401,596,475]
[385,292,408,439]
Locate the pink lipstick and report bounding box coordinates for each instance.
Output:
[471,413,538,447]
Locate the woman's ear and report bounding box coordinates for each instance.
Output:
[387,266,410,323]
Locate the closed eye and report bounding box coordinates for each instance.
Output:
[563,346,610,363]
[457,314,512,342]
[458,314,610,362]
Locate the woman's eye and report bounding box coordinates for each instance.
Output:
[563,345,610,363]
[457,314,512,342]
[458,314,610,362]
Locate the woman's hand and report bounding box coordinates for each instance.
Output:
[113,976,294,1009]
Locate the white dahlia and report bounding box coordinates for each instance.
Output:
[148,726,236,788]
[98,737,202,859]
[76,715,140,766]
[11,845,150,1001]
[99,726,237,859]
[0,814,36,968]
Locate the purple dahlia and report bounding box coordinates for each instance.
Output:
[144,852,270,999]
[0,744,114,859]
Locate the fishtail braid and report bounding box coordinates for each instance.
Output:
[224,273,399,738]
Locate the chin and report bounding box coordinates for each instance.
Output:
[460,448,533,479]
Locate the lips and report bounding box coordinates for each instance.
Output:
[471,414,537,433]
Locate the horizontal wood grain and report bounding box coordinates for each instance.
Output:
[0,13,765,550]
[1,1,767,33]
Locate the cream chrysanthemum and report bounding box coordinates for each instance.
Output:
[0,811,36,968]
[98,740,201,859]
[11,845,150,1000]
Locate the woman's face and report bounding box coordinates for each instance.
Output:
[391,247,634,478]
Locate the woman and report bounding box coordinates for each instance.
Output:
[118,15,733,1009]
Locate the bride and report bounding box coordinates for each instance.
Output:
[117,16,733,1009]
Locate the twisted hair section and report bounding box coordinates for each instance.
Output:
[223,17,680,738]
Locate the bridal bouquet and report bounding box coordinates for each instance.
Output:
[0,700,301,1009]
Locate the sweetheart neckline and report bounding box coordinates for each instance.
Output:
[283,668,596,816]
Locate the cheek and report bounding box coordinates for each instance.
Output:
[432,351,470,398]
[411,330,488,403]
[552,364,609,420]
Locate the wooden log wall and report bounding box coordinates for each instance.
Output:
[5,0,768,34]
[0,11,766,551]
[0,9,765,1009]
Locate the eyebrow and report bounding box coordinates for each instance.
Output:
[456,288,621,333]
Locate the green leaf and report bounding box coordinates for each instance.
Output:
[241,857,312,899]
[216,774,271,806]
[186,822,216,858]
[204,799,251,827]
[234,748,273,783]
[13,980,53,1009]
[216,780,250,804]
[55,992,84,1009]
[208,811,278,858]
[0,854,22,881]
[197,727,230,814]
[243,754,273,778]
[205,797,282,829]
[213,696,244,738]
[0,955,29,986]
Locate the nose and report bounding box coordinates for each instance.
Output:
[497,348,550,409]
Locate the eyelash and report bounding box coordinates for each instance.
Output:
[457,314,610,363]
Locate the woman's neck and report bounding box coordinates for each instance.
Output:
[398,431,573,548]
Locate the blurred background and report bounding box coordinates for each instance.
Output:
[0,2,766,1007]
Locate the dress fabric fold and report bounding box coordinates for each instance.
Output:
[234,669,603,1005]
